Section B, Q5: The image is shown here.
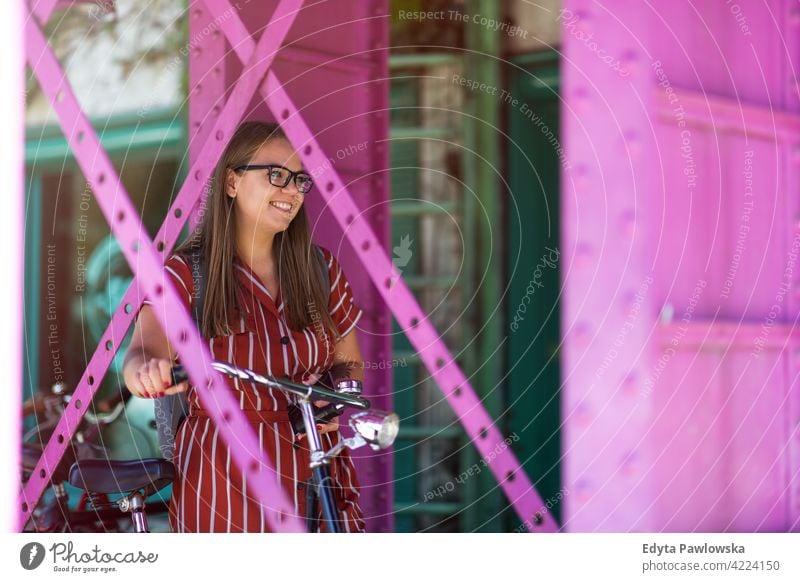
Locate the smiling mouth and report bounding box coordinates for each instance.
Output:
[269,201,294,214]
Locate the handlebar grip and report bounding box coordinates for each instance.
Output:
[288,403,344,435]
[171,365,189,386]
[315,403,345,424]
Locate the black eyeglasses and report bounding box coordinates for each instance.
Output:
[233,164,314,194]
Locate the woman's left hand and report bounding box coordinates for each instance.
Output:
[295,372,339,441]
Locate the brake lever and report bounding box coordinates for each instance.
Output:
[288,402,344,435]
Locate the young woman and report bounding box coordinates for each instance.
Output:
[122,121,366,532]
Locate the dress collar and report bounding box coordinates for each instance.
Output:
[232,255,283,317]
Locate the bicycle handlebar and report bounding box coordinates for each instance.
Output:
[170,362,371,410]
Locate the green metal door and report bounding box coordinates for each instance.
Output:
[506,51,564,526]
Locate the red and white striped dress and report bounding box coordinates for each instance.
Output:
[144,246,365,532]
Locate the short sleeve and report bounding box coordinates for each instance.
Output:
[142,254,194,313]
[322,248,363,338]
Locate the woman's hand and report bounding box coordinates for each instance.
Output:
[124,356,189,399]
[295,372,339,441]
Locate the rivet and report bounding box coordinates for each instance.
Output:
[573,322,592,347]
[619,209,636,237]
[575,479,592,503]
[621,451,639,476]
[573,164,590,192]
[574,10,592,33]
[573,87,591,113]
[623,130,641,158]
[621,373,638,397]
[574,241,593,268]
[621,289,640,314]
[620,50,638,76]
[573,403,591,427]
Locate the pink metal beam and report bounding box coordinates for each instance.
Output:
[200,0,556,531]
[187,3,226,231]
[560,0,656,531]
[19,0,308,532]
[30,0,59,24]
[4,0,24,533]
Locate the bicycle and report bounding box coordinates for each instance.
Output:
[67,362,398,533]
[21,382,171,533]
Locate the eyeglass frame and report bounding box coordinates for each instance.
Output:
[233,164,315,194]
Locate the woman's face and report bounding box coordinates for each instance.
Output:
[227,137,308,235]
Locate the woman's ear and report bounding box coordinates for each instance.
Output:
[225,169,237,198]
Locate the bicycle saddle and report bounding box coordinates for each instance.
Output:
[68,458,174,494]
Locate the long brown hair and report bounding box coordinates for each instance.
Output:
[176,121,341,342]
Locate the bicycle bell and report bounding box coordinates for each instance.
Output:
[334,378,363,395]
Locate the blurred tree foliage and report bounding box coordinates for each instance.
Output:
[26,0,188,110]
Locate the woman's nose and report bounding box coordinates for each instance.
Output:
[282,183,304,199]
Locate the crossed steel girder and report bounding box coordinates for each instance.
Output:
[20,0,557,532]
[202,0,558,531]
[19,0,309,532]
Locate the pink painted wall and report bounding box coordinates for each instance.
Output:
[562,0,800,531]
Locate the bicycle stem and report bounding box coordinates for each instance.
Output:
[299,400,326,466]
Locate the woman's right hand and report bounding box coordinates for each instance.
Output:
[125,357,189,399]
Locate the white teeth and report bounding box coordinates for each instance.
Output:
[270,201,292,211]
